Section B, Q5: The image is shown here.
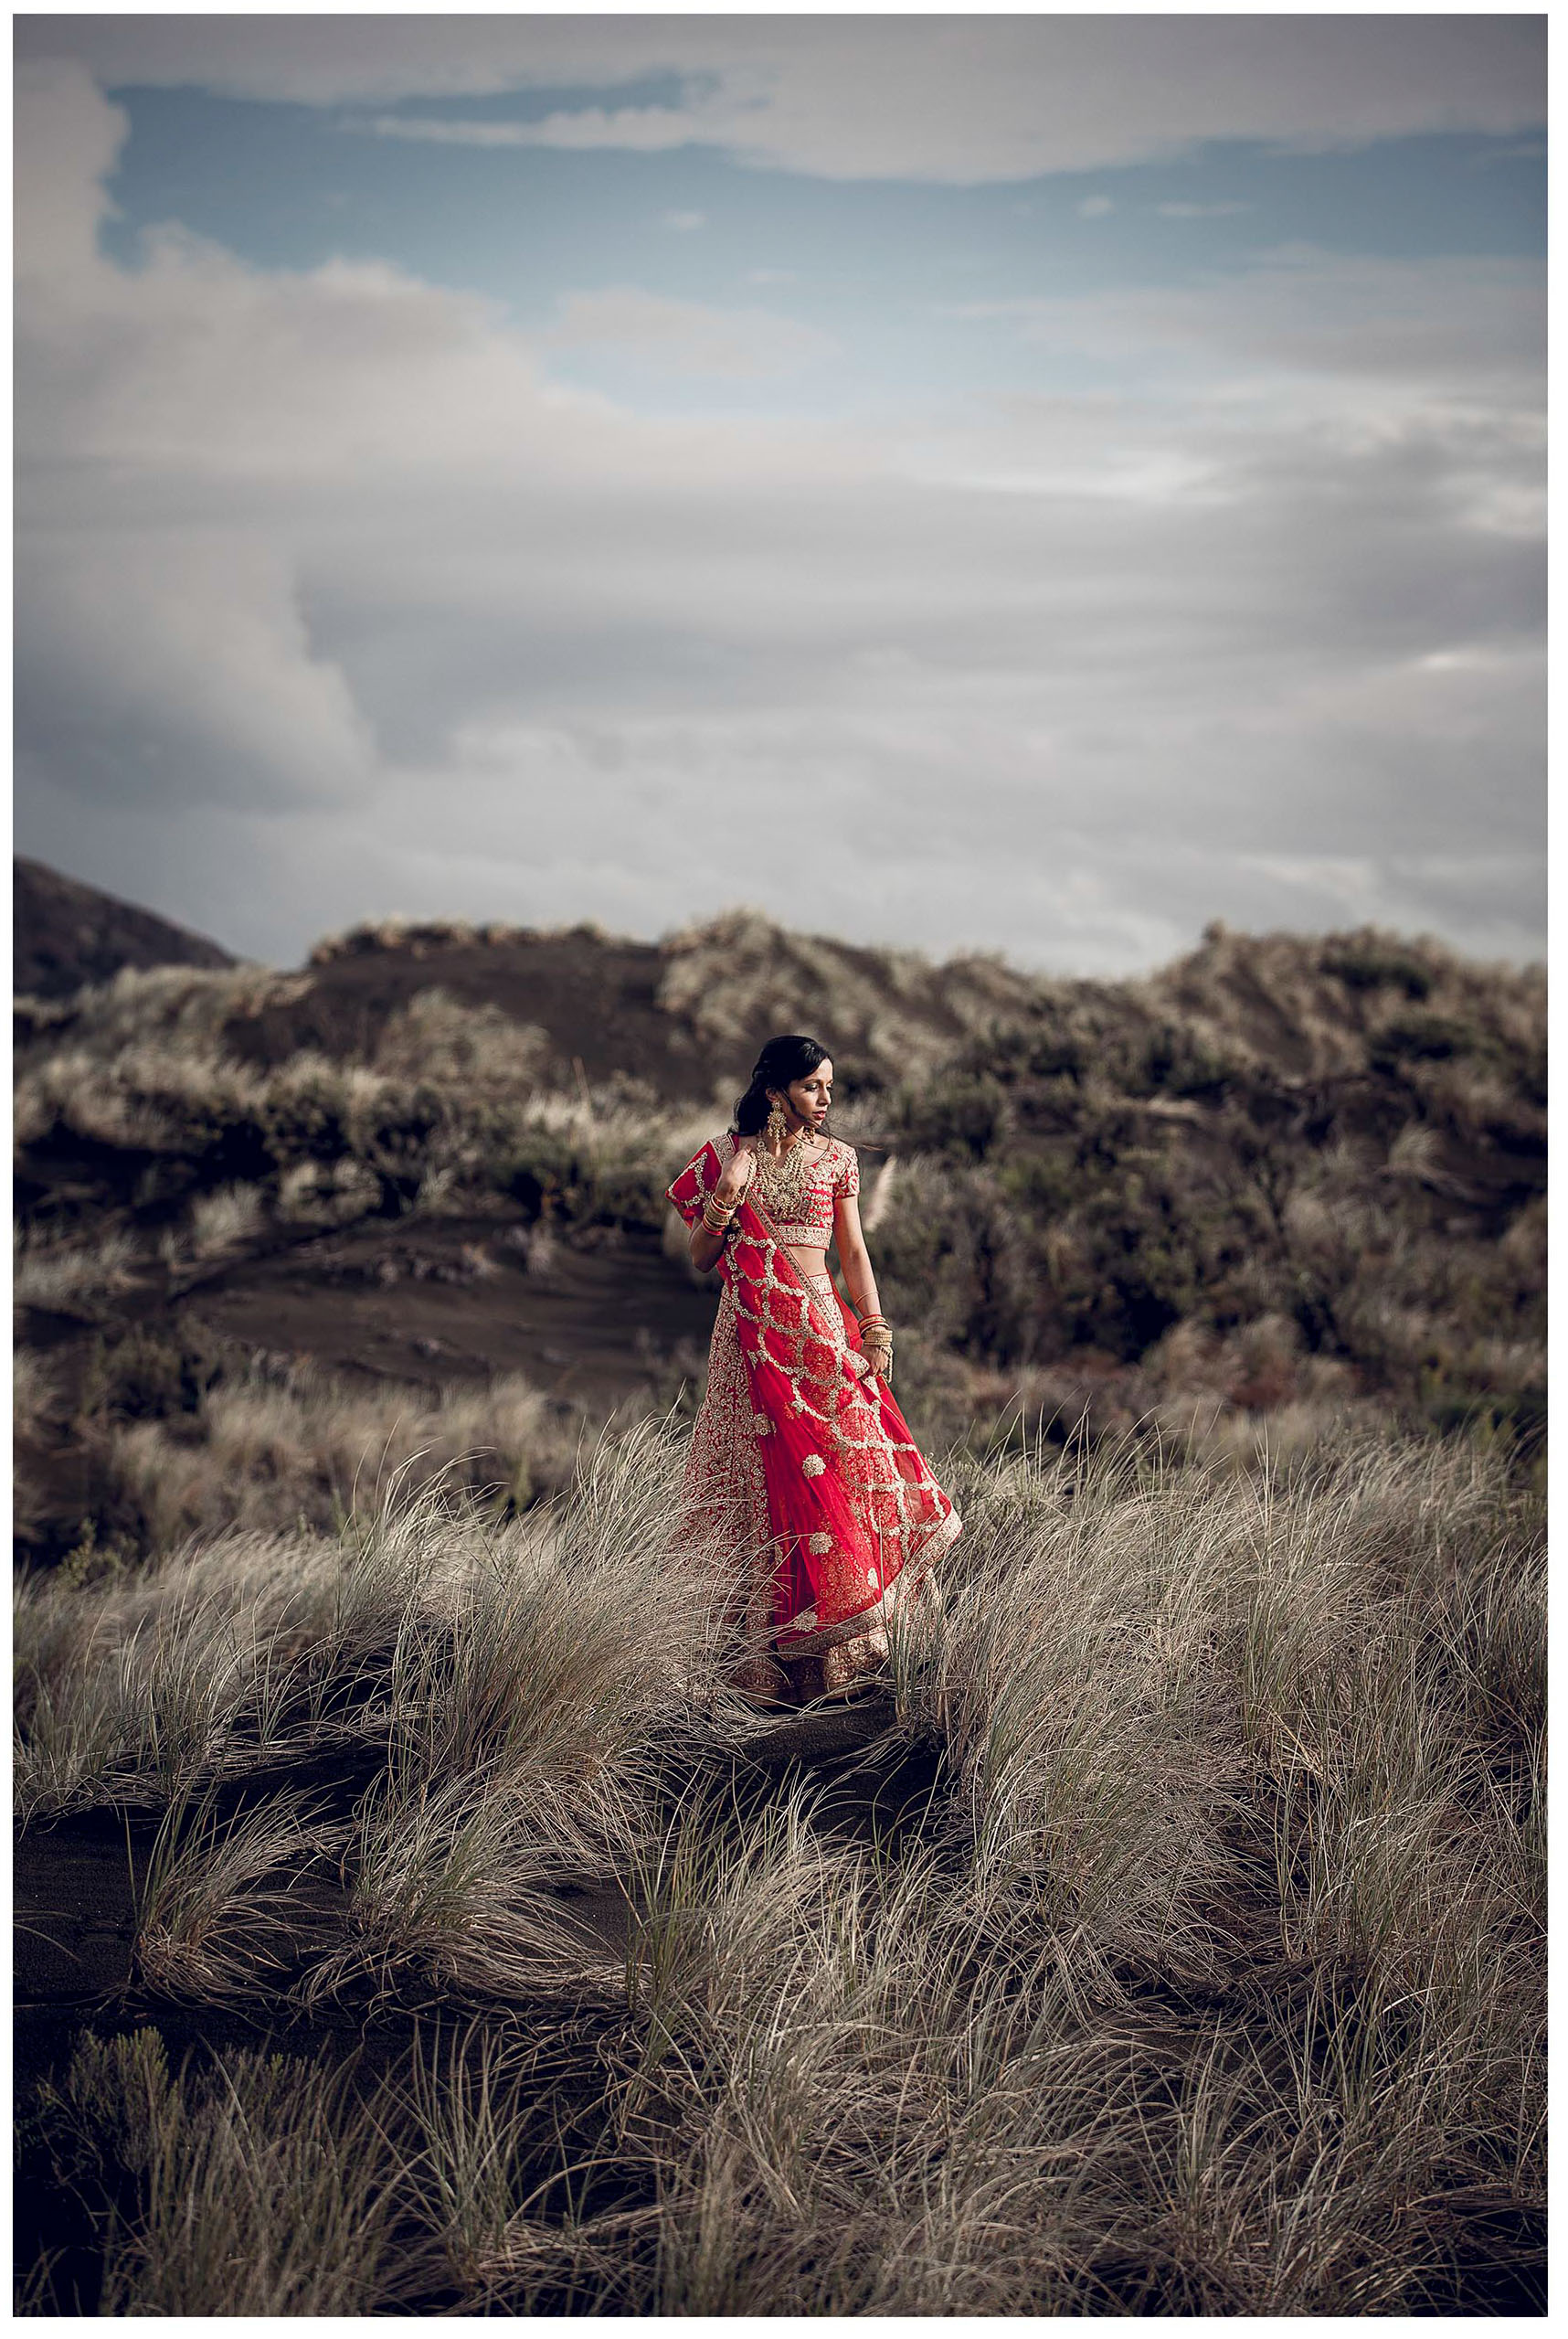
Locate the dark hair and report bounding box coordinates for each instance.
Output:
[732,1034,831,1135]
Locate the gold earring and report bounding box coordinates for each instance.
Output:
[764,1099,788,1145]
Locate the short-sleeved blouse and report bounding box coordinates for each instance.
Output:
[680,1131,859,1249]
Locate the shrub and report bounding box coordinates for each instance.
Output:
[1322,937,1435,998]
[1370,1012,1478,1068]
[373,988,550,1094]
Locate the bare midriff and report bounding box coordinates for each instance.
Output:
[783,1244,831,1284]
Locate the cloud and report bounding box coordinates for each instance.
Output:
[484,101,724,155]
[546,288,834,379]
[944,250,1543,405]
[16,532,377,817]
[347,112,536,149]
[13,55,129,282]
[12,60,1544,974]
[348,103,725,158]
[1075,196,1116,218]
[1155,201,1253,218]
[661,210,706,233]
[13,16,1545,185]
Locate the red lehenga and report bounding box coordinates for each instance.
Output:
[666,1133,961,1682]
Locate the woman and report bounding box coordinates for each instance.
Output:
[667,1034,961,1705]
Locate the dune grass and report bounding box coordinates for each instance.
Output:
[131,1786,335,2002]
[26,2027,408,2315]
[15,1413,1542,2315]
[95,1356,584,1553]
[14,1418,714,1823]
[13,1346,60,1441]
[13,1227,143,1319]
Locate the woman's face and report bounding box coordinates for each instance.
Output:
[775,1059,833,1132]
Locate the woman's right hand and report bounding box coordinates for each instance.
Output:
[715,1138,758,1207]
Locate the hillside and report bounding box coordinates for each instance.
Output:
[14,856,236,1000]
[165,906,1044,1097]
[16,874,1543,1111]
[16,890,1547,1106]
[13,901,1544,1569]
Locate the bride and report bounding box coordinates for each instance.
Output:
[667,1034,961,1705]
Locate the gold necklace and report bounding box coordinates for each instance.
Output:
[753,1128,821,1219]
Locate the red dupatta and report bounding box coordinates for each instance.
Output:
[667,1138,958,1654]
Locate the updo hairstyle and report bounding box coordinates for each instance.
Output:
[733,1034,830,1136]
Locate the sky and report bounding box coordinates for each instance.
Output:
[13,9,1547,975]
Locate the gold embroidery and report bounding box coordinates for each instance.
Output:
[747,1138,857,1248]
[751,1130,826,1220]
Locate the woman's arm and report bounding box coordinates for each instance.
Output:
[835,1192,894,1378]
[689,1136,758,1273]
[832,1194,882,1322]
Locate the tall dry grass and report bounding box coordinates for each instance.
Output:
[130,1786,334,2001]
[16,1418,1542,2314]
[97,1357,582,1552]
[26,2027,407,2314]
[13,1227,143,1317]
[15,1418,727,1822]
